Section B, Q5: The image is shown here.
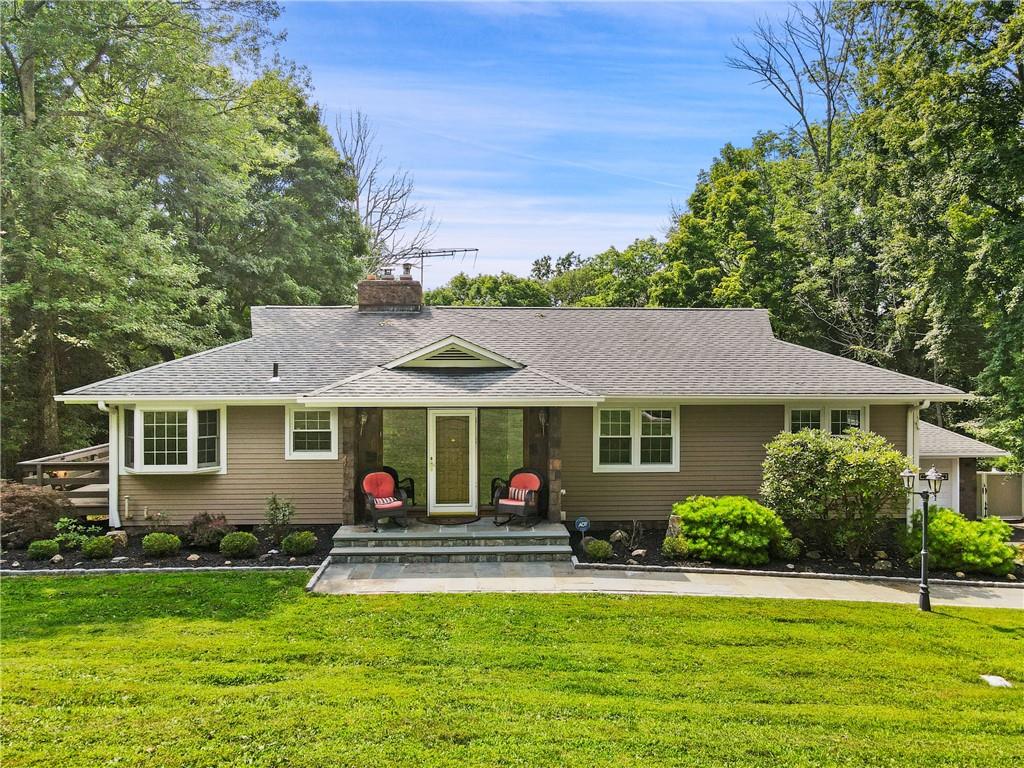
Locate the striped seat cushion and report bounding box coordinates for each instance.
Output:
[372,496,404,510]
[508,486,530,502]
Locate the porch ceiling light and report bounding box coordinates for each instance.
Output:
[924,466,943,495]
[900,468,916,491]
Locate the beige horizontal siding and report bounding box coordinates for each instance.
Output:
[560,405,785,522]
[870,404,908,455]
[119,406,348,526]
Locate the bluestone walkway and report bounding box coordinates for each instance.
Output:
[312,562,1023,609]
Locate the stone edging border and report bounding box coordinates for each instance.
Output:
[0,564,319,577]
[569,556,1023,589]
[305,557,332,592]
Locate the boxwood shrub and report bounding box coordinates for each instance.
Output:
[27,539,60,560]
[281,530,318,556]
[583,538,614,561]
[661,535,690,559]
[142,532,181,558]
[81,535,114,560]
[670,495,791,566]
[220,531,259,559]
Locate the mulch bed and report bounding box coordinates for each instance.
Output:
[0,524,336,571]
[572,524,1024,584]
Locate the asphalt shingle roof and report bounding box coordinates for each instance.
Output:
[919,422,1008,458]
[64,306,964,400]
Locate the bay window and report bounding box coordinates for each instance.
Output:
[120,406,225,473]
[594,405,679,472]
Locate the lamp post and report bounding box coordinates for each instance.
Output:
[901,466,944,612]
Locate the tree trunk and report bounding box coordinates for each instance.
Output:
[19,53,35,127]
[36,314,60,455]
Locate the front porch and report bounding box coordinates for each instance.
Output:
[330,517,572,563]
[347,406,563,525]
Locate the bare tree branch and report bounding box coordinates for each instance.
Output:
[727,1,855,174]
[336,111,437,272]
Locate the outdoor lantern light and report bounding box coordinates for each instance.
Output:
[903,465,943,612]
[900,468,916,491]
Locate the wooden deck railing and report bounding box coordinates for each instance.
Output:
[16,443,110,514]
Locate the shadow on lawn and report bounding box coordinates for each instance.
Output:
[0,571,306,639]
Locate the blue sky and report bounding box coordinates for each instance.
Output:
[275,1,796,287]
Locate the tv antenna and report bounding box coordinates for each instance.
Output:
[408,248,479,285]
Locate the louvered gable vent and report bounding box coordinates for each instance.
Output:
[384,335,523,370]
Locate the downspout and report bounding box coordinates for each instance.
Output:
[98,401,122,528]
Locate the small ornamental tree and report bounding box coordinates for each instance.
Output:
[761,429,909,558]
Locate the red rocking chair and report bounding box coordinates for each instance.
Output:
[491,467,545,526]
[361,469,411,531]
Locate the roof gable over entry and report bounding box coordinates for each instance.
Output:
[384,335,523,370]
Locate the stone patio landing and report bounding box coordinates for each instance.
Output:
[329,518,572,564]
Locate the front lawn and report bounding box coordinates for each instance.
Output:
[2,574,1021,767]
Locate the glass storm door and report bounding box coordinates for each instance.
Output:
[427,409,477,515]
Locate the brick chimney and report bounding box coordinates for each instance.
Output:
[357,263,423,312]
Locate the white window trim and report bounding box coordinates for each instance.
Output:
[120,405,227,475]
[785,403,871,436]
[592,405,680,473]
[285,406,338,460]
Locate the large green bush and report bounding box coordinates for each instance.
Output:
[761,429,909,558]
[906,508,1016,576]
[670,496,791,566]
[583,538,614,561]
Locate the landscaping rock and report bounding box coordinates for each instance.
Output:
[143,562,153,567]
[853,562,861,568]
[111,556,130,563]
[1007,574,1017,581]
[666,517,681,537]
[631,549,647,558]
[268,549,280,555]
[955,571,966,579]
[74,562,83,567]
[11,561,20,568]
[609,530,628,543]
[806,550,821,560]
[105,530,129,547]
[223,560,232,565]
[186,554,201,562]
[50,554,63,564]
[874,550,888,560]
[258,553,273,562]
[626,559,639,565]
[289,557,297,563]
[873,559,893,571]
[786,563,795,570]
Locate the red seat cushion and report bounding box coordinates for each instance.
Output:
[363,471,395,499]
[510,473,541,492]
[498,498,526,506]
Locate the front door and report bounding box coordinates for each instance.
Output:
[427,409,478,515]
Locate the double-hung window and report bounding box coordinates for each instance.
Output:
[122,406,225,473]
[286,407,338,460]
[787,405,867,436]
[594,406,679,472]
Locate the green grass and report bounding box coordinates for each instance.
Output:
[2,574,1022,767]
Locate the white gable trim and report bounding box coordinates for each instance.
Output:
[383,335,523,370]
